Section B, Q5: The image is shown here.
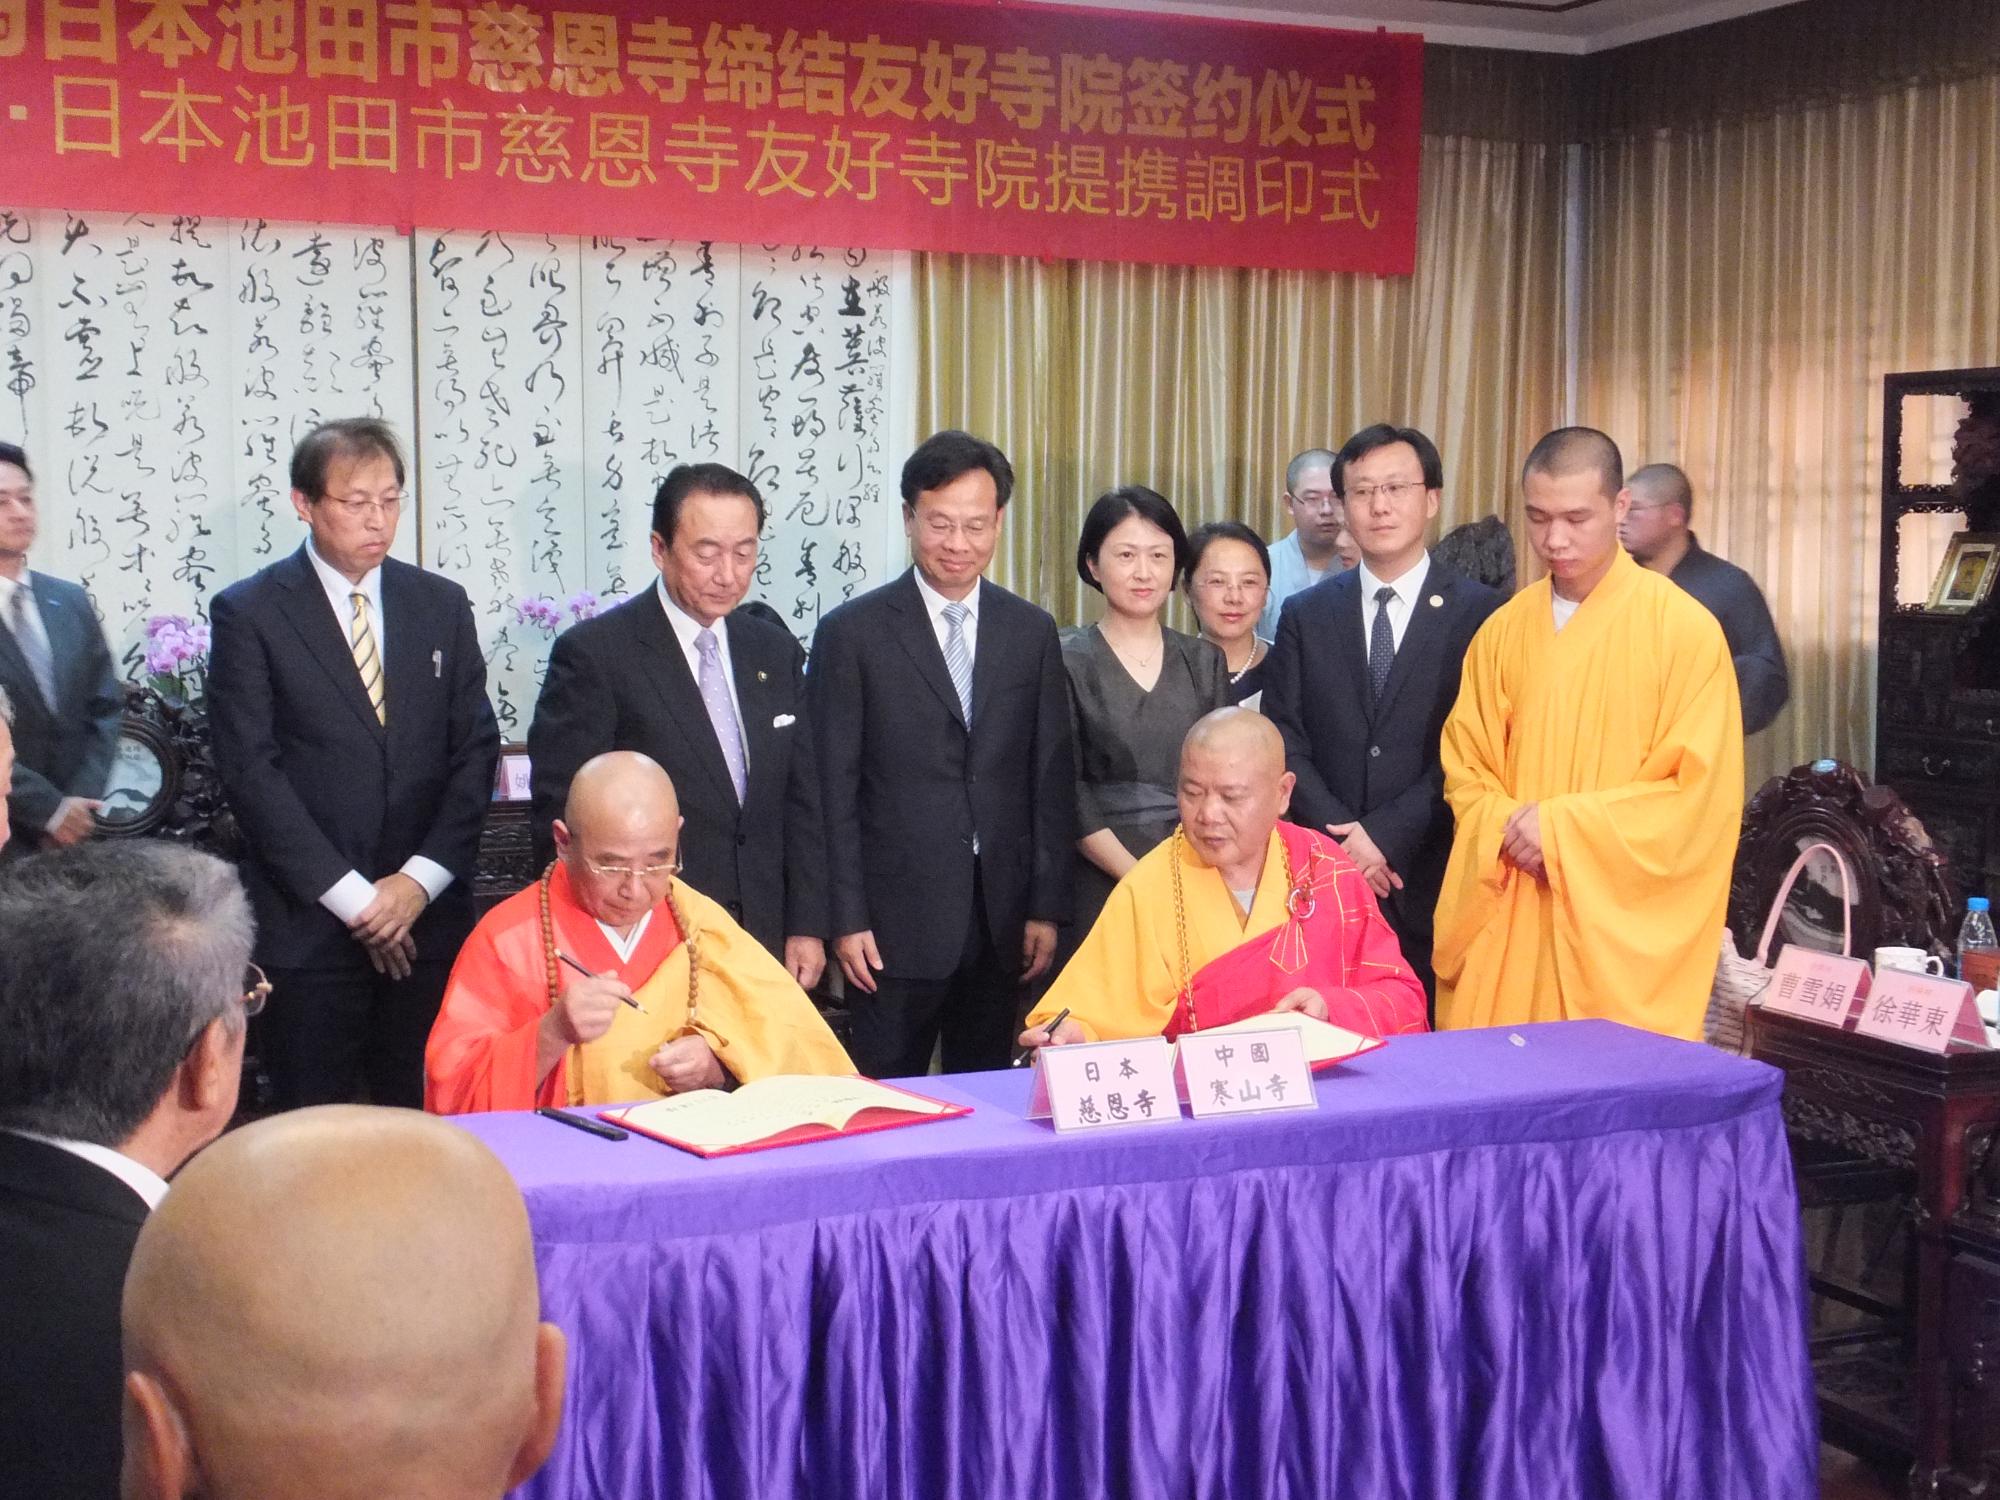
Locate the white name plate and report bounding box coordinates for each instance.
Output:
[1028,1037,1181,1133]
[1176,1023,1319,1119]
[1758,943,1871,1030]
[1854,969,1986,1055]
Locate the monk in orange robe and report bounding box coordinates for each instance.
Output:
[1021,709,1426,1050]
[1434,428,1744,1039]
[426,752,851,1113]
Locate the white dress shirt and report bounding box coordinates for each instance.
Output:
[11,1129,169,1210]
[913,567,980,665]
[1355,552,1432,655]
[306,537,455,923]
[656,578,748,760]
[0,568,91,837]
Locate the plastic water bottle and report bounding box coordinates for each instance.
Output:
[1960,897,1999,991]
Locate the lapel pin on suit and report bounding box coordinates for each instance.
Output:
[757,669,768,682]
[1429,595,1444,608]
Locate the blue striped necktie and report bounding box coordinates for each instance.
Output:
[942,601,973,725]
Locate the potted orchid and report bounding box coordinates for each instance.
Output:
[144,613,211,710]
[514,591,615,633]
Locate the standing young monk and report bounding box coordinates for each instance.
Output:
[1434,429,1744,1039]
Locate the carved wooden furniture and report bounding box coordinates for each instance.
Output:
[1878,370,2000,904]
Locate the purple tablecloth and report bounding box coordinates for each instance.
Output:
[458,1020,1816,1500]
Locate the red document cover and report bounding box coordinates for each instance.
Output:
[600,1077,971,1160]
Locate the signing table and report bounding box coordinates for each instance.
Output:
[459,1020,1816,1500]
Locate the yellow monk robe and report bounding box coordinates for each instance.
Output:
[1025,821,1427,1043]
[1433,548,1744,1039]
[426,861,852,1113]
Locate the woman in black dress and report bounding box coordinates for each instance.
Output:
[1059,486,1230,943]
[1185,520,1274,708]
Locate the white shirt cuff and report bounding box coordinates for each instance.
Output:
[401,856,454,902]
[45,798,79,836]
[319,870,379,924]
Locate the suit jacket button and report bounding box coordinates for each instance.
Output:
[1369,746,1381,758]
[737,833,748,847]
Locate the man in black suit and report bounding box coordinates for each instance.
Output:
[208,419,498,1109]
[528,463,828,986]
[0,441,123,857]
[1621,462,1791,734]
[811,430,1076,1077]
[1264,423,1502,1003]
[0,841,255,1500]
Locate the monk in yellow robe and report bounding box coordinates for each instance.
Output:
[426,751,851,1113]
[1021,710,1427,1050]
[1434,428,1745,1039]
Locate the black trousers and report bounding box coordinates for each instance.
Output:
[850,866,1020,1078]
[256,957,451,1110]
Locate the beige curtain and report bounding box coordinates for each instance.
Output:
[1580,73,2000,789]
[917,126,1567,627]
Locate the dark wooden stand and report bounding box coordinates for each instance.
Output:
[1753,1008,2000,1496]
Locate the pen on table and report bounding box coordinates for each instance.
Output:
[555,949,645,1011]
[1012,1007,1072,1066]
[536,1106,628,1142]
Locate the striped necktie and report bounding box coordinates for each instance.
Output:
[7,585,55,709]
[941,601,973,726]
[349,590,386,725]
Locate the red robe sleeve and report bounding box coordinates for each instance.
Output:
[424,900,568,1114]
[1314,860,1429,1038]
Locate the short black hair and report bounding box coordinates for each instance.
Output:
[901,430,1015,510]
[289,418,406,501]
[1332,424,1443,497]
[651,462,766,543]
[1184,520,1271,586]
[0,441,31,481]
[1433,516,1518,596]
[1522,426,1624,498]
[1076,485,1192,592]
[1628,462,1694,519]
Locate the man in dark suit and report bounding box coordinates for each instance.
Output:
[1264,423,1502,1003]
[811,430,1076,1077]
[1621,462,1791,734]
[528,463,827,986]
[208,419,498,1110]
[0,441,123,857]
[0,841,255,1500]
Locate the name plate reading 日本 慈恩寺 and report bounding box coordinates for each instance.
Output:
[1854,969,1986,1054]
[1176,1024,1320,1120]
[1029,1038,1181,1134]
[1757,944,1872,1030]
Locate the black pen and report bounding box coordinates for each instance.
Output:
[1012,1007,1073,1066]
[555,949,645,1011]
[536,1106,628,1142]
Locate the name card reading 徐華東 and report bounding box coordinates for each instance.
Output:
[1176,1024,1319,1120]
[1854,969,1986,1054]
[1757,944,1871,1030]
[1028,1038,1181,1134]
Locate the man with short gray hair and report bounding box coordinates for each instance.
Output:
[0,841,257,1500]
[1259,447,1356,637]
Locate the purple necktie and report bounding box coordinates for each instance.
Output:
[695,627,748,803]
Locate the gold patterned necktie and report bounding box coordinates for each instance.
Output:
[349,590,385,725]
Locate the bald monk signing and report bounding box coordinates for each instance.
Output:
[120,1107,565,1500]
[1022,709,1427,1049]
[426,751,852,1112]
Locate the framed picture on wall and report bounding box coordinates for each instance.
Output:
[1928,533,2000,613]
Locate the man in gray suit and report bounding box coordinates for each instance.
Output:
[0,441,123,855]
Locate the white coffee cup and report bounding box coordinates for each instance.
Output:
[1980,990,2000,1028]
[1874,945,1946,977]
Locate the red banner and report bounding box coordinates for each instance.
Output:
[0,0,1421,273]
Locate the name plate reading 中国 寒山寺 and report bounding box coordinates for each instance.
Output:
[1176,1024,1320,1120]
[1029,1038,1181,1134]
[1853,970,1987,1055]
[1757,944,1871,1030]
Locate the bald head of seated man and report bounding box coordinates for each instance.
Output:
[120,1106,565,1500]
[1022,707,1428,1048]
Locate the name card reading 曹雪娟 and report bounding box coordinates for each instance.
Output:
[1176,1024,1319,1120]
[1758,944,1872,1030]
[1029,1038,1181,1134]
[1854,969,1986,1054]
